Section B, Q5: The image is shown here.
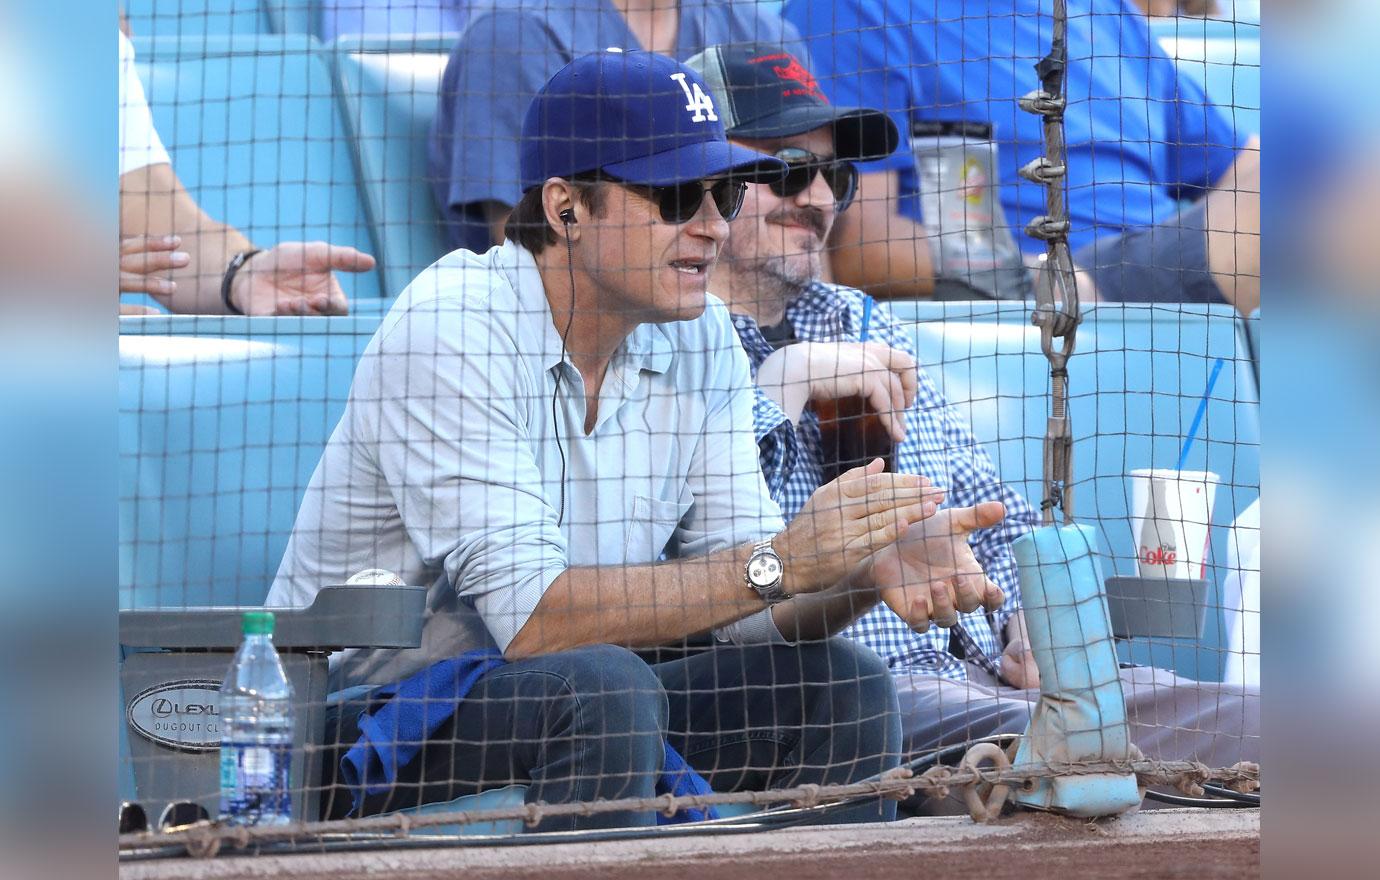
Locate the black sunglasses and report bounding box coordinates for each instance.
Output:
[599,175,750,224]
[768,148,859,213]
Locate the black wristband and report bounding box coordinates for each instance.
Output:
[221,249,262,315]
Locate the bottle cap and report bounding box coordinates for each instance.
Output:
[241,610,275,636]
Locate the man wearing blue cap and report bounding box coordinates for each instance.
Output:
[272,51,946,829]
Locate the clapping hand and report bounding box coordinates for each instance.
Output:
[870,501,1007,633]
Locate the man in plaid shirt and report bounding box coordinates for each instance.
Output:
[687,43,1259,770]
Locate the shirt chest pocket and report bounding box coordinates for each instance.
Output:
[625,490,693,563]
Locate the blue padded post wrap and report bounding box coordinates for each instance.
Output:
[1010,524,1142,816]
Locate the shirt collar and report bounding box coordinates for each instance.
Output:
[500,241,675,379]
[785,281,857,341]
[621,320,675,377]
[498,241,567,374]
[731,282,857,344]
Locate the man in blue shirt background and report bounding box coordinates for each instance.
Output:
[784,0,1259,312]
[430,0,808,255]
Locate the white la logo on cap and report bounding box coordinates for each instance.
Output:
[669,72,718,122]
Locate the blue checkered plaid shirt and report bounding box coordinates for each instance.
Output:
[733,282,1038,681]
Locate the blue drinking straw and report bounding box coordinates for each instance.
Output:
[859,295,874,343]
[1176,357,1225,471]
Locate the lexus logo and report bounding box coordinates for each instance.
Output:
[151,698,219,718]
[127,680,224,752]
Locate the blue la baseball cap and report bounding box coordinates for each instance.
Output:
[519,50,788,192]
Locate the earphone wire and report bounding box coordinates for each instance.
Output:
[553,211,578,527]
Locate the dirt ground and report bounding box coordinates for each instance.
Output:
[122,809,1260,880]
[462,841,1257,880]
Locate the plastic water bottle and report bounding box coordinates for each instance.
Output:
[219,611,294,826]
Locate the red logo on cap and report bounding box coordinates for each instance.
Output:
[750,52,827,102]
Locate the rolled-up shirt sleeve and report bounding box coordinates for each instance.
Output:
[1162,66,1248,202]
[750,383,799,504]
[359,302,567,653]
[674,303,787,647]
[675,302,788,561]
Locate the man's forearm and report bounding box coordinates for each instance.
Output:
[180,215,254,314]
[505,541,767,658]
[508,462,934,657]
[485,201,512,248]
[120,162,254,314]
[754,355,811,425]
[771,567,881,643]
[1203,136,1260,315]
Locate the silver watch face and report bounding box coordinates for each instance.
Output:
[747,550,782,589]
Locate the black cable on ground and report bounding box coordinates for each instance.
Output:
[1144,786,1260,809]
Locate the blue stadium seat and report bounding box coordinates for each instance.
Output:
[132,35,383,300]
[120,315,378,610]
[263,1,319,34]
[887,302,1260,681]
[125,0,271,37]
[1152,18,1261,136]
[332,35,458,297]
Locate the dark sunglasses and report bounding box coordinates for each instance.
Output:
[768,148,859,213]
[605,176,750,224]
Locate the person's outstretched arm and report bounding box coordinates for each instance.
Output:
[119,161,374,315]
[1204,136,1260,315]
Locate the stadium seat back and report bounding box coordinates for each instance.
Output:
[887,303,1260,681]
[332,35,457,297]
[132,35,383,300]
[263,0,319,35]
[119,316,377,611]
[1153,19,1261,136]
[125,0,271,37]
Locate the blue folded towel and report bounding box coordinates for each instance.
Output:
[340,648,720,824]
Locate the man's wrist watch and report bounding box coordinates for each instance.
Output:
[745,538,789,605]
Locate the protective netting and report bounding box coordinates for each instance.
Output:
[117,0,1260,854]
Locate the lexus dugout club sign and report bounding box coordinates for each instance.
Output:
[127,680,223,751]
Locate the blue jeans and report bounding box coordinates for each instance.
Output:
[321,639,901,830]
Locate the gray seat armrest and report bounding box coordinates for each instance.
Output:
[118,585,427,651]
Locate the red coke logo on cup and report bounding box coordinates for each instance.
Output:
[1139,543,1178,568]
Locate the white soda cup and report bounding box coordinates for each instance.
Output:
[1129,469,1219,579]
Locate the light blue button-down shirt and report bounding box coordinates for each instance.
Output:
[269,241,786,687]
